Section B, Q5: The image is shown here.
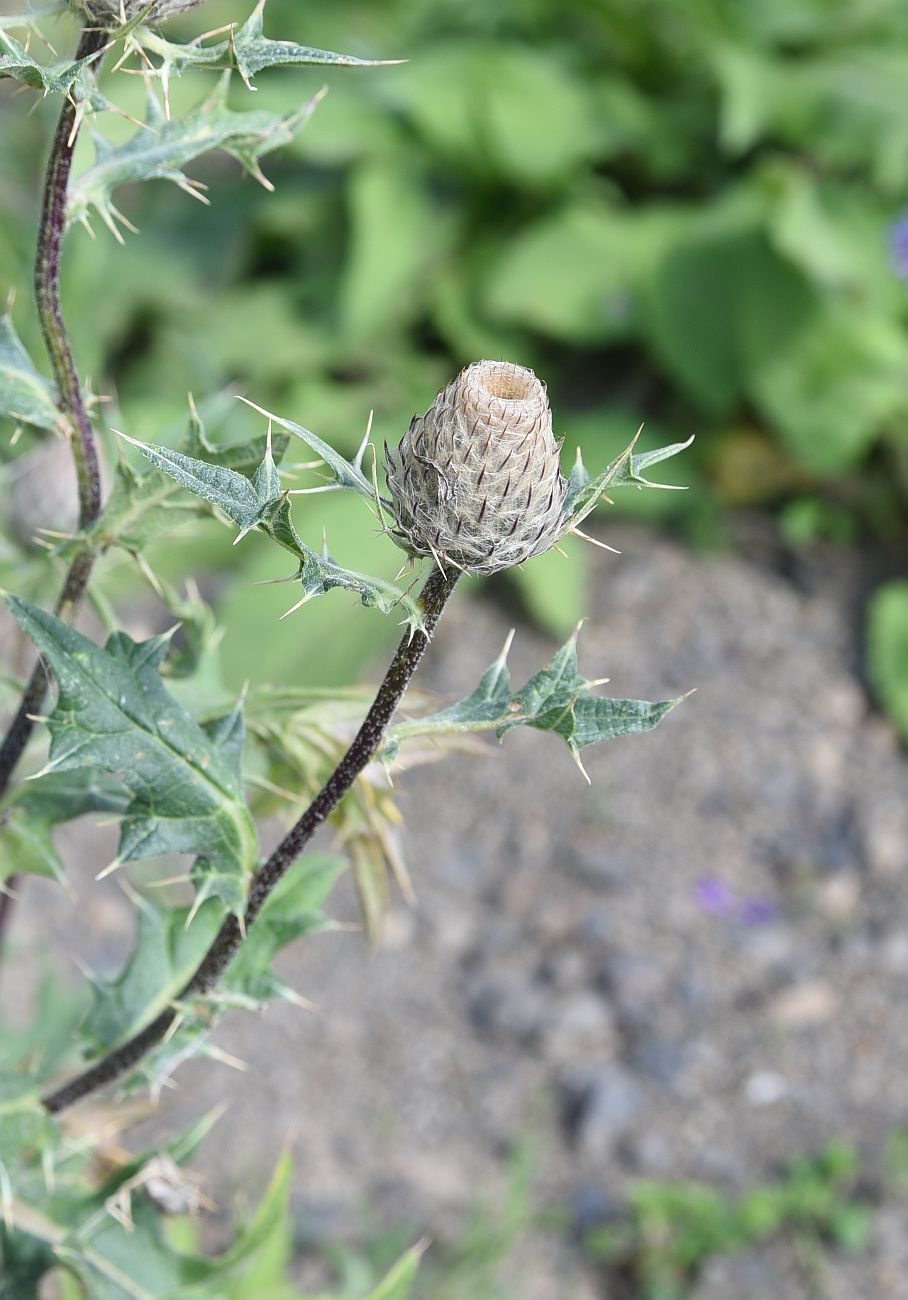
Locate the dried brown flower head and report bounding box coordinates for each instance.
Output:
[386,360,567,574]
[69,0,205,24]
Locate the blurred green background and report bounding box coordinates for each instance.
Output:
[2,0,908,698]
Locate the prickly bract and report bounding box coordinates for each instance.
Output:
[69,0,206,24]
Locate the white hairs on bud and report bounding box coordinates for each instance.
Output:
[386,360,567,575]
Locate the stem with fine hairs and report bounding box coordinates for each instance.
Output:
[0,24,109,954]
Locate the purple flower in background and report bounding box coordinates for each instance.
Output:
[695,876,735,914]
[695,877,777,927]
[739,897,778,927]
[890,210,908,282]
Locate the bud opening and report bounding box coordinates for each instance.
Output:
[386,360,568,575]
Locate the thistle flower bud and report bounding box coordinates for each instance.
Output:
[386,360,567,575]
[69,0,205,24]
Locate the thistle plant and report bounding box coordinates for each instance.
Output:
[0,3,690,1294]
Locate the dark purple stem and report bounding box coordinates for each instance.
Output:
[42,567,460,1114]
[0,26,108,954]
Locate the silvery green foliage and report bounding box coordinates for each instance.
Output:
[0,313,63,435]
[7,598,259,915]
[564,428,695,528]
[386,360,568,575]
[132,1,394,87]
[68,75,320,238]
[0,25,106,97]
[383,626,684,777]
[120,421,429,631]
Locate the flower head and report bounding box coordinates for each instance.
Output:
[69,0,205,23]
[386,360,567,575]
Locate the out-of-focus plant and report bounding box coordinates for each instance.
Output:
[0,2,690,1294]
[868,579,908,743]
[584,1141,871,1300]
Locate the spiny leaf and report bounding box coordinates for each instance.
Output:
[239,396,376,498]
[0,313,62,436]
[222,853,342,1005]
[97,856,341,1090]
[0,1079,56,1169]
[0,977,89,1081]
[81,893,223,1055]
[116,433,270,531]
[67,75,318,239]
[262,497,427,630]
[1,770,131,889]
[564,430,695,528]
[5,1147,299,1300]
[383,628,684,772]
[134,0,397,89]
[76,404,290,557]
[121,429,427,629]
[6,598,258,914]
[0,29,101,96]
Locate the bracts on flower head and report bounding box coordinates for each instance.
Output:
[68,0,206,23]
[386,360,568,575]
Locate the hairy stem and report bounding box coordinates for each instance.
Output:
[0,27,108,950]
[42,567,460,1114]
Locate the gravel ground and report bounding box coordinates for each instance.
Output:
[7,523,908,1298]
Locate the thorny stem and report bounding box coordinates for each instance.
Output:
[42,567,460,1114]
[0,27,109,954]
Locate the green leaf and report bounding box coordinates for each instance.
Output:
[81,894,223,1056]
[398,41,597,187]
[135,1,395,89]
[507,537,588,638]
[0,29,102,97]
[1,771,131,888]
[6,599,258,914]
[116,433,271,532]
[868,580,908,742]
[68,76,319,239]
[0,977,89,1081]
[643,216,817,413]
[5,1147,299,1300]
[262,497,427,631]
[563,430,694,529]
[340,156,440,344]
[121,426,427,630]
[482,201,672,344]
[0,1079,56,1169]
[85,455,207,556]
[95,856,340,1090]
[238,397,375,498]
[384,628,684,774]
[81,403,290,557]
[749,302,908,472]
[365,1245,424,1300]
[223,853,342,1006]
[0,312,61,435]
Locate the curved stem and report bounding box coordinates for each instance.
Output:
[0,27,108,950]
[42,567,460,1114]
[35,25,108,533]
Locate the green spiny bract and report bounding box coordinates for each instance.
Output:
[386,360,568,575]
